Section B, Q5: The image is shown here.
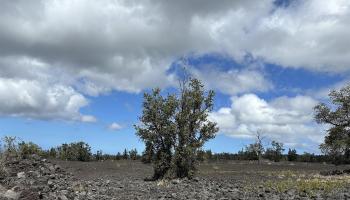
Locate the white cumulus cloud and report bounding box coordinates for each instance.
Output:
[210,94,325,147]
[0,77,94,122]
[108,122,123,131]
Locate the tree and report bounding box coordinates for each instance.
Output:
[242,144,259,160]
[254,131,265,164]
[264,141,284,162]
[135,77,218,180]
[314,85,350,164]
[129,148,138,160]
[287,148,298,161]
[95,150,103,161]
[115,152,122,160]
[74,142,92,161]
[122,149,128,160]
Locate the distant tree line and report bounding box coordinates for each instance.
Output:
[0,136,335,164]
[197,149,331,163]
[0,138,142,162]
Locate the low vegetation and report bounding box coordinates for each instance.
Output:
[0,135,336,166]
[263,175,350,197]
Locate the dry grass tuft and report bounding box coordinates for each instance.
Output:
[263,174,350,196]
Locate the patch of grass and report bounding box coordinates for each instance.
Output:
[267,170,301,179]
[263,175,350,196]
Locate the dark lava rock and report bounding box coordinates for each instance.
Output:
[343,168,350,174]
[320,169,343,176]
[1,155,350,199]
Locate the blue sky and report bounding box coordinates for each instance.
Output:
[0,0,350,154]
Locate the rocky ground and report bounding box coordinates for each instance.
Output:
[0,156,350,199]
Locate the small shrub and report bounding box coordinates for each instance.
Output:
[18,141,43,159]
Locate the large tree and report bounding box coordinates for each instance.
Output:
[314,84,350,164]
[135,78,218,180]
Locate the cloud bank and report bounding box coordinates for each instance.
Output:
[1,0,349,123]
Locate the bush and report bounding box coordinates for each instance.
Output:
[1,136,20,159]
[18,141,43,159]
[56,142,92,161]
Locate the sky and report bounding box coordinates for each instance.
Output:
[0,0,350,154]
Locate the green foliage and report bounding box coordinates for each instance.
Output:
[115,152,122,160]
[0,137,47,162]
[287,148,298,161]
[314,84,350,164]
[196,150,206,161]
[196,149,214,162]
[18,141,43,159]
[205,150,213,160]
[299,152,316,162]
[135,78,218,179]
[56,142,92,161]
[264,177,349,197]
[1,136,20,159]
[264,141,284,162]
[1,137,44,160]
[129,148,138,160]
[48,147,57,158]
[237,132,266,162]
[122,149,129,159]
[239,144,260,160]
[141,142,154,163]
[95,150,103,161]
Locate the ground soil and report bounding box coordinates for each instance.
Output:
[52,159,350,199]
[54,159,345,181]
